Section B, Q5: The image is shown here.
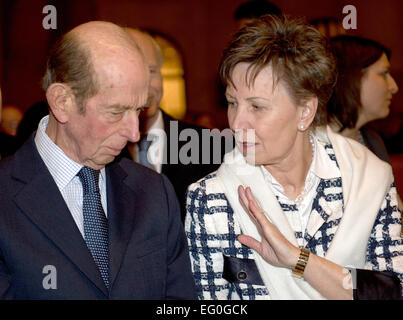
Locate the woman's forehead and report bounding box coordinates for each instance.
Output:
[228,63,278,94]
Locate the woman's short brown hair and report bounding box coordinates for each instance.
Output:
[219,14,336,127]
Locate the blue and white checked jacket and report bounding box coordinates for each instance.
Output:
[185,143,403,300]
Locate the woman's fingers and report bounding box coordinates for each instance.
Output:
[238,185,249,211]
[238,234,262,254]
[243,186,273,233]
[238,185,258,224]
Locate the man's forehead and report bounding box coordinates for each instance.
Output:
[125,29,162,67]
[91,46,149,89]
[71,22,145,69]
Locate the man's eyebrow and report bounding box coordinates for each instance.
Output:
[107,104,130,110]
[107,100,150,111]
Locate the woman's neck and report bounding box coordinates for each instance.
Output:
[264,132,313,200]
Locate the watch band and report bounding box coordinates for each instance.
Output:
[292,247,310,279]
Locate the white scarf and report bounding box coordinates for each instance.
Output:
[217,126,393,299]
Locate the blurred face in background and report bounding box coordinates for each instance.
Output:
[127,30,163,134]
[1,105,23,136]
[359,53,399,126]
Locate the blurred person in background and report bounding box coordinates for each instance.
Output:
[310,17,346,38]
[0,105,23,137]
[125,28,232,222]
[327,35,398,163]
[0,89,18,159]
[15,100,49,148]
[234,0,282,29]
[327,35,402,210]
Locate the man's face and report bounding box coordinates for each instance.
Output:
[136,34,163,133]
[62,52,149,169]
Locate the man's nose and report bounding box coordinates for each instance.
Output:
[122,111,141,143]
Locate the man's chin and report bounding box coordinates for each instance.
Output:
[92,153,118,169]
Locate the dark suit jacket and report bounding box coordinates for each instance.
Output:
[159,111,233,221]
[0,137,195,299]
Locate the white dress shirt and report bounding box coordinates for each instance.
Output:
[134,110,166,173]
[34,116,107,237]
[261,132,340,235]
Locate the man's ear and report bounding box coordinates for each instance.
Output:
[46,83,74,124]
[298,96,318,131]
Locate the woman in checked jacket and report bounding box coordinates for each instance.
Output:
[185,15,402,300]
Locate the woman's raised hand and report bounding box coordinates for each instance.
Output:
[237,185,300,269]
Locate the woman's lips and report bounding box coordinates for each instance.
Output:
[238,141,257,151]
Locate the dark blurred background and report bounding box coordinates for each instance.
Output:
[1,0,401,126]
[1,1,402,189]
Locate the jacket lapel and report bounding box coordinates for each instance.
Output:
[11,140,108,295]
[161,110,172,175]
[106,161,143,287]
[304,178,344,249]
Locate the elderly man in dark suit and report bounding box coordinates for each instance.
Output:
[0,21,195,299]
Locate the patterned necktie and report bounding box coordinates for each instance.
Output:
[138,135,154,169]
[77,166,109,289]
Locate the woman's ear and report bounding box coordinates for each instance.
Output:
[46,83,74,124]
[298,96,318,131]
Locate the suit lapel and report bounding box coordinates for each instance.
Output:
[11,140,108,295]
[161,111,172,175]
[106,162,142,287]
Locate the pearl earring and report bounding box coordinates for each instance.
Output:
[299,124,305,130]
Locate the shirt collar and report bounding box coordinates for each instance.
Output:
[312,133,340,179]
[148,109,164,133]
[34,115,105,190]
[146,110,166,143]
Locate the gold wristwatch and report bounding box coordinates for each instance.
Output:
[292,247,310,279]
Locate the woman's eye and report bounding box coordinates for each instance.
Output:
[227,101,236,108]
[380,70,390,78]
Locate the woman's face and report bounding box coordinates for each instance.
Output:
[226,63,307,166]
[359,53,399,126]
